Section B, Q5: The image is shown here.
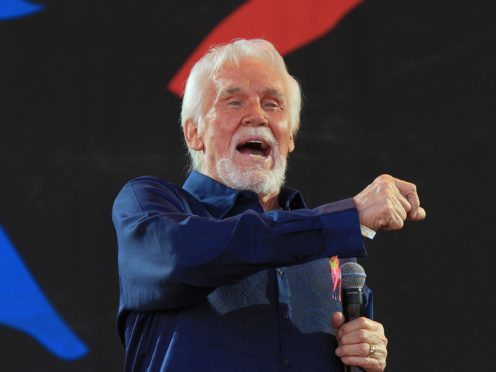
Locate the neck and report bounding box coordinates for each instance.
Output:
[198,167,281,211]
[259,192,279,211]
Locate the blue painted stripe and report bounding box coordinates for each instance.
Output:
[0,0,44,21]
[0,225,88,360]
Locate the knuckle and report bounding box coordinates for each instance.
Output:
[376,174,392,182]
[361,343,370,355]
[358,317,368,326]
[357,329,368,342]
[382,188,394,198]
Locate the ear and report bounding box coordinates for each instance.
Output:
[184,119,204,151]
[288,133,295,153]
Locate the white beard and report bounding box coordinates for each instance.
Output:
[214,127,288,196]
[216,155,287,196]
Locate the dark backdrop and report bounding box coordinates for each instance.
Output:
[1,0,495,371]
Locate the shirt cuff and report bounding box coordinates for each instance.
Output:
[314,198,367,258]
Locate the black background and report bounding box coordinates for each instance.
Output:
[1,0,495,371]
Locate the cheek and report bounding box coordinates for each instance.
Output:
[273,123,293,147]
[205,113,240,153]
[205,128,233,155]
[216,129,234,147]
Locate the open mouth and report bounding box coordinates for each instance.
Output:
[236,140,271,157]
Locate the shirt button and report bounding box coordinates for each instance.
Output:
[276,269,283,276]
[283,358,290,365]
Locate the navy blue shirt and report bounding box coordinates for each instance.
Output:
[112,171,372,371]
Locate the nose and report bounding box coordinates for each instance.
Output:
[241,101,269,126]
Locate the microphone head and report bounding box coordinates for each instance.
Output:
[341,262,366,289]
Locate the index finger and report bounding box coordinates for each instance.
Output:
[393,178,423,220]
[336,317,381,338]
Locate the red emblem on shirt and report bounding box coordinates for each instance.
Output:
[329,255,341,301]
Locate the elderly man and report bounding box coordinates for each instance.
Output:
[113,39,425,371]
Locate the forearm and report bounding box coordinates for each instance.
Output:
[114,180,366,310]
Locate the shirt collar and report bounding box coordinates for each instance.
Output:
[278,186,306,210]
[183,171,307,218]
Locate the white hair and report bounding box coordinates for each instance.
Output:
[180,39,302,171]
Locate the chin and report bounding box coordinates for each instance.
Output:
[216,156,287,196]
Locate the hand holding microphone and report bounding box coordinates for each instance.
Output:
[334,174,423,370]
[332,262,388,372]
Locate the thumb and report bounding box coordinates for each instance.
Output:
[408,206,427,221]
[414,206,427,220]
[332,311,345,331]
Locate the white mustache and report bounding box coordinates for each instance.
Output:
[230,127,277,149]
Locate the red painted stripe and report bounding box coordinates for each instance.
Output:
[168,0,363,96]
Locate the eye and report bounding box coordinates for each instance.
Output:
[263,99,281,110]
[228,99,242,107]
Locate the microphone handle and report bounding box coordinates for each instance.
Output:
[344,364,365,372]
[342,288,365,372]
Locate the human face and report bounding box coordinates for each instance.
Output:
[187,58,295,195]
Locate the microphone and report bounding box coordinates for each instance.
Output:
[340,262,367,372]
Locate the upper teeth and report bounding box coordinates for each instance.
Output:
[248,141,267,150]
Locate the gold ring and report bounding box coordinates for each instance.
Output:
[368,344,376,358]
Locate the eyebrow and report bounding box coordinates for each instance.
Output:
[219,87,243,97]
[263,88,285,101]
[219,87,286,101]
